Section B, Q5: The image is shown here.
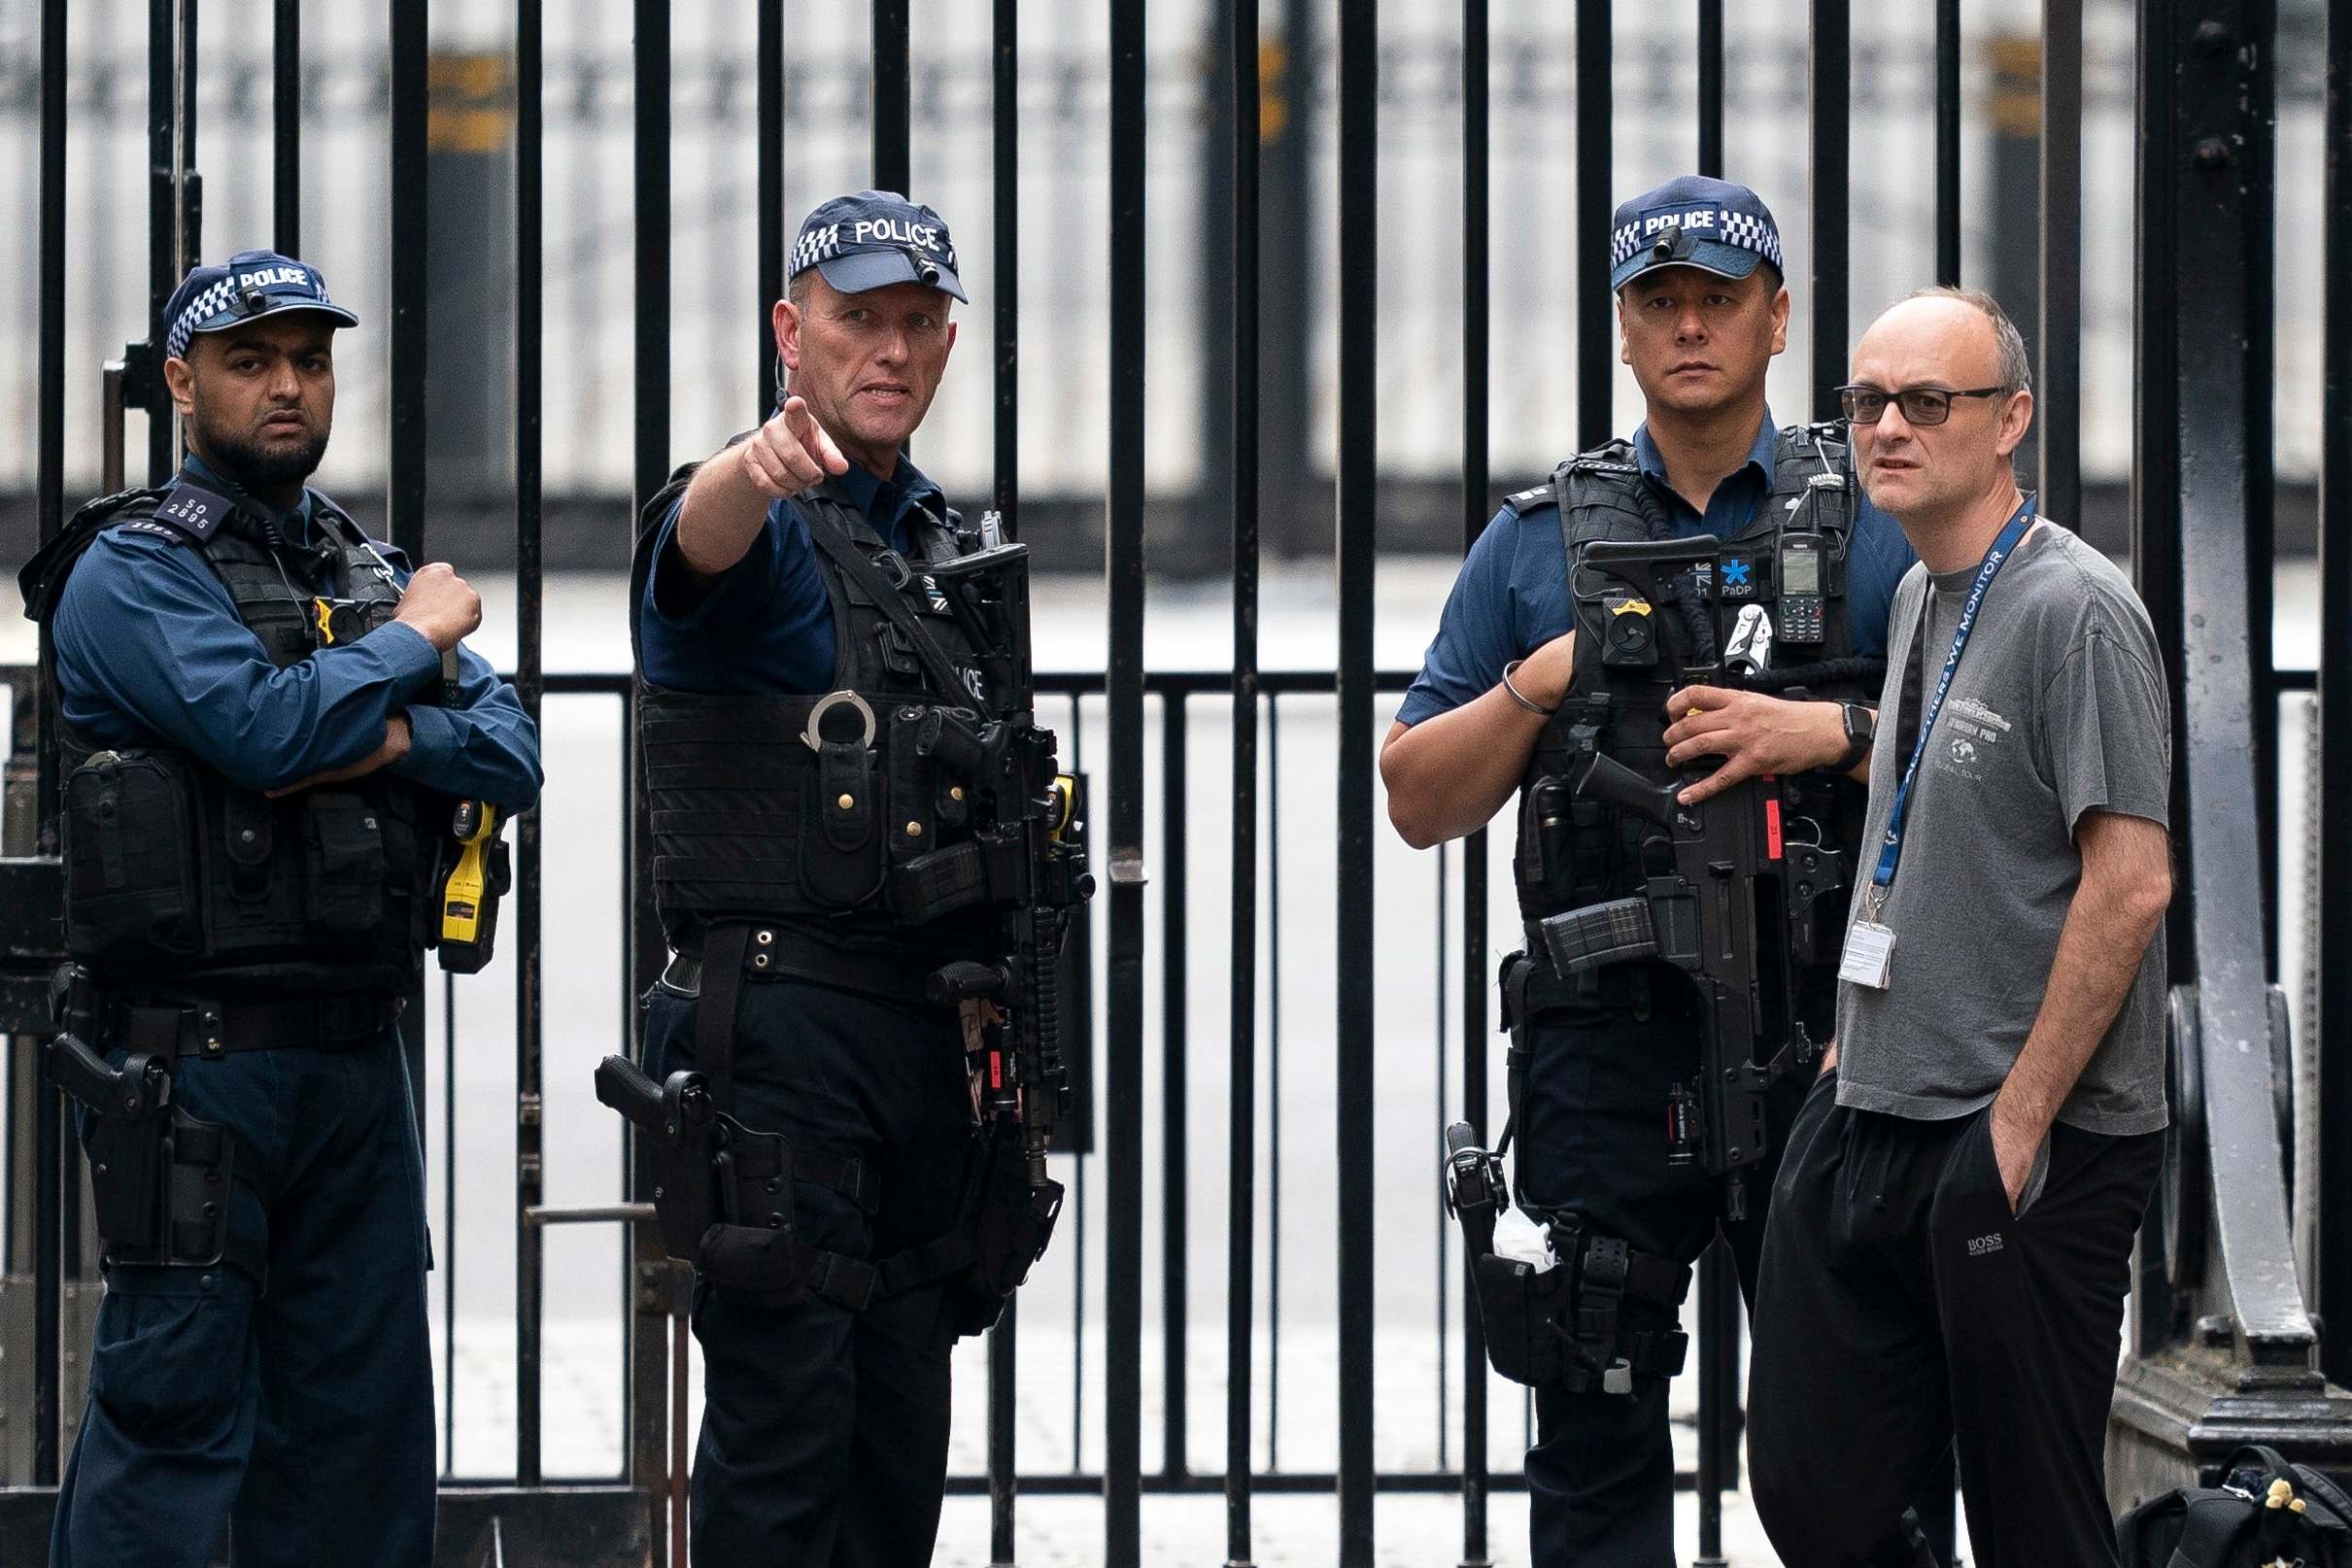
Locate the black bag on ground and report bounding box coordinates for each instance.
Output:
[2115,1445,2352,1567]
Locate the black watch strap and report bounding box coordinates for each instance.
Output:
[1835,702,1876,772]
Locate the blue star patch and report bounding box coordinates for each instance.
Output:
[1722,558,1753,589]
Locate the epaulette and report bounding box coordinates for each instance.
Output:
[127,478,237,544]
[1504,482,1555,516]
[16,485,172,621]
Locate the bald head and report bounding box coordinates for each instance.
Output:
[1845,291,2035,557]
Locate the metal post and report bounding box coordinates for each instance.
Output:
[515,0,547,1493]
[1810,0,1851,421]
[1162,697,1190,1483]
[1104,0,1147,1560]
[2318,0,2352,1394]
[757,0,784,418]
[387,0,428,1140]
[1335,3,1378,1562]
[32,0,70,1489]
[146,0,175,481]
[1226,1,1261,1558]
[273,0,298,255]
[2040,0,2082,529]
[1936,0,1961,285]
[873,0,910,194]
[988,6,1023,1559]
[631,1,673,1553]
[1575,0,1611,449]
[1459,4,1493,1564]
[1696,0,1722,180]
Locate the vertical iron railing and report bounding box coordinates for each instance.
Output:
[872,0,910,198]
[1457,2,1492,1563]
[272,0,297,255]
[1227,3,1263,1561]
[31,0,71,1493]
[1104,1,1148,1561]
[1810,0,1851,421]
[2318,0,2352,1397]
[629,2,673,1557]
[989,4,1023,1560]
[1936,0,1962,284]
[1334,6,1380,1565]
[2039,0,2081,528]
[387,0,428,1143]
[514,0,549,1497]
[757,1,784,421]
[1574,0,1611,449]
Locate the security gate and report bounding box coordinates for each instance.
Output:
[4,2,2350,1565]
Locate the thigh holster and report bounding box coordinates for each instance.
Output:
[45,1026,267,1285]
[1463,1211,1692,1395]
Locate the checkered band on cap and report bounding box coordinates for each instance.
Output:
[164,263,342,359]
[790,222,844,276]
[1609,206,1784,274]
[166,276,244,358]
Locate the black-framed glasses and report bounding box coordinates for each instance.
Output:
[1837,383,2004,427]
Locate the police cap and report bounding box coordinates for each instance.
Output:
[788,190,968,303]
[1608,176,1785,292]
[163,250,358,360]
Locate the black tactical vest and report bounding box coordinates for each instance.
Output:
[1511,426,1878,1012]
[18,475,442,1000]
[630,463,1009,972]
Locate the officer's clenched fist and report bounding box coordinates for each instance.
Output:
[393,562,482,652]
[738,395,850,497]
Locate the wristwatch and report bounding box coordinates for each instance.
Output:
[1835,702,1876,772]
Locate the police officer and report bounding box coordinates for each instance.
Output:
[1386,178,1915,1563]
[625,191,1081,1564]
[17,250,542,1567]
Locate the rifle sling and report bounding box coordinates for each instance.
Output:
[804,509,973,704]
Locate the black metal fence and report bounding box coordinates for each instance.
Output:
[6,2,2351,1566]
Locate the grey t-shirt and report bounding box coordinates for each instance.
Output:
[1833,522,2171,1135]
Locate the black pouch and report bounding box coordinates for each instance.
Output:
[302,791,387,934]
[62,749,203,967]
[1471,1251,1573,1387]
[695,1125,812,1307]
[950,1120,1064,1337]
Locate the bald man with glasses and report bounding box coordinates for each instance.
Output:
[1745,288,2173,1568]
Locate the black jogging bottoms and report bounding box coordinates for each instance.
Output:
[1746,1071,2162,1568]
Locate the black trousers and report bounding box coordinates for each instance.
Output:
[1747,1073,2162,1568]
[644,972,974,1568]
[1516,967,1808,1568]
[53,1026,435,1568]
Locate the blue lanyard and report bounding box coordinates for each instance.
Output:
[1869,495,2038,900]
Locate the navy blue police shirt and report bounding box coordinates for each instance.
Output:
[635,453,942,696]
[50,453,542,808]
[1397,410,1917,727]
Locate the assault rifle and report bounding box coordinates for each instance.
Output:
[1537,536,1823,1219]
[911,533,1094,1207]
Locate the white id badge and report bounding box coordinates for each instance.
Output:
[1840,921,1896,989]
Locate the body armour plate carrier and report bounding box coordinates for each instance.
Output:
[630,464,1009,964]
[1511,426,1878,995]
[19,479,441,999]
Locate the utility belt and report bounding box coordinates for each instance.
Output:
[598,921,1059,1335]
[663,925,944,1011]
[37,967,392,1288]
[1443,1125,1691,1393]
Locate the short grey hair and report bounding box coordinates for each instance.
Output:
[1903,285,2032,397]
